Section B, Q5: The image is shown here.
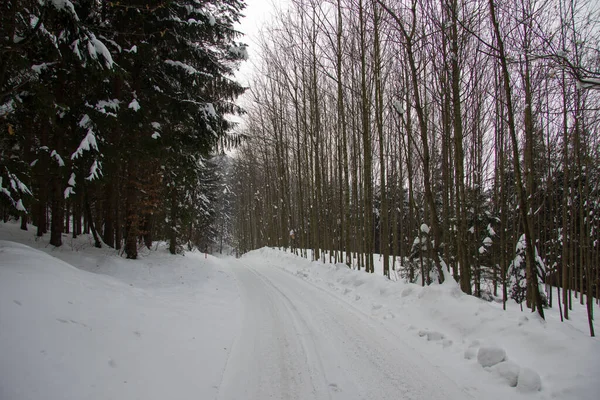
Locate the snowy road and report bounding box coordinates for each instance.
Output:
[218,260,477,400]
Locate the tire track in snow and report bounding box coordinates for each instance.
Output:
[219,258,481,400]
[217,262,333,400]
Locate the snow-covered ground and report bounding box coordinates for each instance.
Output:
[1,222,598,399]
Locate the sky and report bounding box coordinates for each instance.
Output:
[231,0,288,130]
[235,0,287,87]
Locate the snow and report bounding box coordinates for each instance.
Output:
[206,13,216,26]
[165,59,199,75]
[71,129,99,159]
[477,346,507,367]
[50,150,65,166]
[78,114,91,128]
[392,99,405,115]
[242,247,600,400]
[50,0,79,21]
[0,224,240,400]
[0,99,15,118]
[95,99,120,115]
[31,63,56,74]
[87,35,114,68]
[420,223,430,233]
[229,44,249,60]
[578,77,600,89]
[489,361,520,387]
[124,45,138,54]
[0,223,598,400]
[86,159,101,180]
[63,186,75,198]
[128,98,140,111]
[517,368,543,393]
[202,103,217,118]
[71,39,82,60]
[15,199,26,212]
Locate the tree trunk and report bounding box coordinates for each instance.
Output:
[488,0,544,319]
[124,163,138,259]
[49,169,64,247]
[169,188,178,255]
[83,184,102,248]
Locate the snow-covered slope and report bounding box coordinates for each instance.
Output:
[0,223,241,400]
[242,247,600,400]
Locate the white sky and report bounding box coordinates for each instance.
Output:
[230,0,289,131]
[235,0,286,87]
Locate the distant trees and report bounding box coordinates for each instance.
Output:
[1,1,246,257]
[233,0,599,334]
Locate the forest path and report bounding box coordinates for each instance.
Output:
[217,258,479,400]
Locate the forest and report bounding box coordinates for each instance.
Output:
[1,0,599,336]
[1,0,246,257]
[231,0,599,334]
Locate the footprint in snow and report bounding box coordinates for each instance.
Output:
[418,330,445,341]
[329,383,341,392]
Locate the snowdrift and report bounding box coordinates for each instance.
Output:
[243,247,600,400]
[0,226,241,400]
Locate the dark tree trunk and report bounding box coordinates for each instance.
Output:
[64,201,70,234]
[125,164,138,259]
[84,184,102,248]
[49,173,64,247]
[169,189,177,255]
[143,216,153,249]
[73,196,82,238]
[103,180,115,248]
[115,196,121,250]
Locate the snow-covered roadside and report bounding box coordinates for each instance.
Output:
[1,218,598,400]
[243,247,600,400]
[0,222,241,400]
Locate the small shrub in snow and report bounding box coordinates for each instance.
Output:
[477,346,506,367]
[490,361,520,387]
[507,235,548,308]
[516,367,542,392]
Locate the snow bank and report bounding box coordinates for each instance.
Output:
[517,367,543,393]
[0,223,241,400]
[243,247,600,400]
[490,361,520,387]
[477,346,506,367]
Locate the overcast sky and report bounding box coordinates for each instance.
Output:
[235,0,285,86]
